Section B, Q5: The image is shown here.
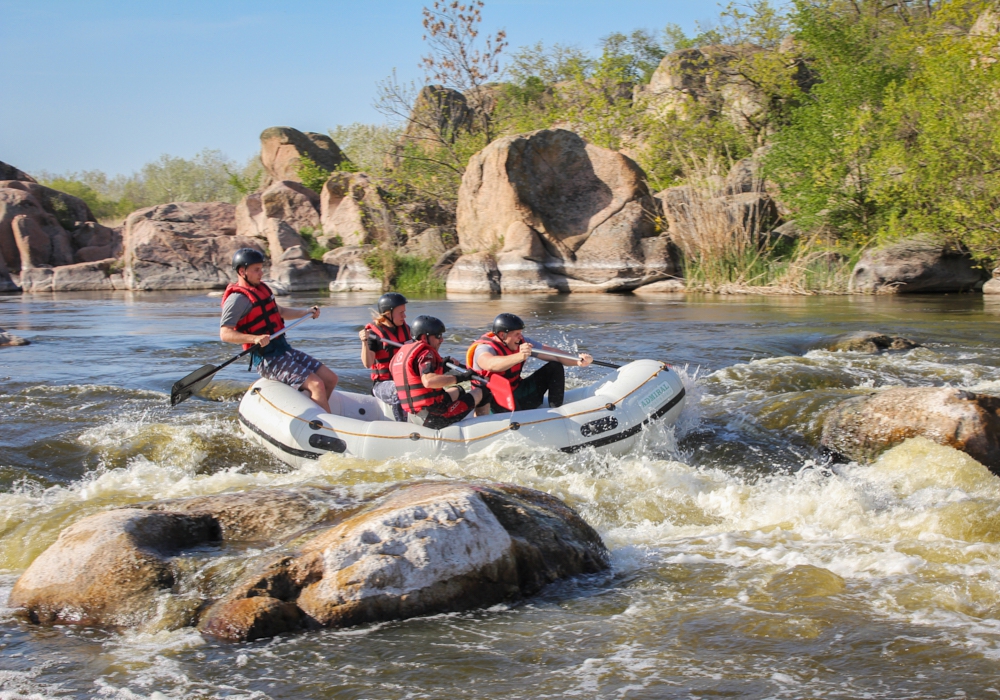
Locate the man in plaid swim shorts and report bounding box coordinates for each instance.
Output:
[220,248,338,411]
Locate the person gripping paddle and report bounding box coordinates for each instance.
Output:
[219,248,338,411]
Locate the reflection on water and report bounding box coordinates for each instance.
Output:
[2,290,1000,698]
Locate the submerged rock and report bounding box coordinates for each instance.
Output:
[11,482,609,642]
[821,331,919,354]
[0,328,29,346]
[821,387,1000,471]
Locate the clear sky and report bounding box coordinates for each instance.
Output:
[1,0,725,178]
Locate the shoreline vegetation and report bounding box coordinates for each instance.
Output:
[30,0,1000,295]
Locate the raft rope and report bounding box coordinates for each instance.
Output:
[250,362,670,445]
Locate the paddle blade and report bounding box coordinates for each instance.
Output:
[487,374,515,412]
[170,364,219,406]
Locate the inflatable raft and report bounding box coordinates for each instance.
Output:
[238,359,686,468]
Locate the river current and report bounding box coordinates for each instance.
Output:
[2,290,1000,699]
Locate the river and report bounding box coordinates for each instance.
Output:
[3,290,1000,699]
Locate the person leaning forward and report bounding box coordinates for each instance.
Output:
[469,313,592,414]
[359,292,411,422]
[389,315,487,430]
[220,248,338,412]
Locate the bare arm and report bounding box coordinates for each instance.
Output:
[277,304,320,321]
[537,343,593,367]
[220,325,269,347]
[359,327,374,369]
[476,344,533,372]
[421,372,459,389]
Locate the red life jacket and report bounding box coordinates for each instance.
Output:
[390,341,446,413]
[222,282,285,351]
[366,321,411,383]
[467,333,523,391]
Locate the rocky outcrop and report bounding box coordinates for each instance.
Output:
[268,259,334,293]
[0,173,123,292]
[820,331,919,354]
[984,266,1000,294]
[403,85,474,150]
[446,251,500,294]
[259,127,348,188]
[320,173,394,247]
[124,202,261,290]
[452,129,676,294]
[235,180,317,259]
[821,387,1000,471]
[19,259,124,293]
[12,482,608,642]
[325,245,381,292]
[849,239,986,293]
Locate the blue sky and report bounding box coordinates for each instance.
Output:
[1,1,725,177]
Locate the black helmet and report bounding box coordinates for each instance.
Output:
[232,247,265,273]
[377,292,407,314]
[492,313,525,335]
[411,315,445,340]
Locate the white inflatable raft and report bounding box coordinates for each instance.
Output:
[238,359,686,468]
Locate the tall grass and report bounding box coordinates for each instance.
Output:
[667,154,856,294]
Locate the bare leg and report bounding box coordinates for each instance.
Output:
[301,373,332,412]
[317,364,338,401]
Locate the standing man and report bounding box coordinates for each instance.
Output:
[469,313,592,413]
[390,315,487,429]
[220,248,338,412]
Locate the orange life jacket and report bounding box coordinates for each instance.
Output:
[390,341,447,413]
[466,333,523,391]
[222,282,284,351]
[366,321,411,383]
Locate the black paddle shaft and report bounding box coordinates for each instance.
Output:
[170,313,314,406]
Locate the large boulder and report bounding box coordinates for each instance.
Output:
[9,509,217,627]
[267,259,333,293]
[849,239,986,293]
[259,127,348,188]
[124,202,261,290]
[320,173,394,247]
[402,85,474,150]
[821,387,1000,471]
[445,251,501,294]
[12,483,608,642]
[0,183,81,271]
[326,245,381,292]
[819,331,919,354]
[200,482,608,640]
[235,180,317,258]
[454,129,673,294]
[19,258,124,293]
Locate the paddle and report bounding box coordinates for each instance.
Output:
[531,346,621,369]
[374,335,516,411]
[170,314,314,406]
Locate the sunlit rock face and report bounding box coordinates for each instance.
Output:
[450,129,677,294]
[849,239,986,294]
[821,387,1000,471]
[10,482,609,642]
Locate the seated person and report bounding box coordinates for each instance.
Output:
[220,248,338,412]
[469,313,592,413]
[390,315,487,429]
[359,292,410,422]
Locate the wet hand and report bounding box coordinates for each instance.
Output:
[359,327,369,343]
[256,334,271,348]
[310,306,320,319]
[578,354,593,367]
[518,342,533,361]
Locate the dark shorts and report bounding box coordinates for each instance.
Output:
[423,389,477,430]
[489,361,565,413]
[258,348,322,389]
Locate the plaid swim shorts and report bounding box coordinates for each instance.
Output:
[258,348,322,389]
